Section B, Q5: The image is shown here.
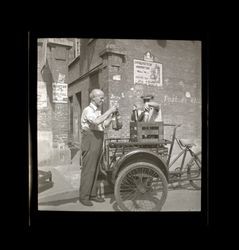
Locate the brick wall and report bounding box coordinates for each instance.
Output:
[52,103,69,146]
[106,40,201,150]
[68,56,81,84]
[38,56,54,132]
[37,39,73,165]
[68,39,201,160]
[79,39,112,75]
[47,44,71,147]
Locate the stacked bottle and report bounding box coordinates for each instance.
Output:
[132,106,138,122]
[112,110,123,130]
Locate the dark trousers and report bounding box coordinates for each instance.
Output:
[79,130,104,200]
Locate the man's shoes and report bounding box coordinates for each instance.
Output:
[90,196,105,202]
[79,199,93,206]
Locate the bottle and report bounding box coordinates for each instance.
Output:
[132,106,138,122]
[143,103,150,122]
[112,110,123,130]
[156,105,163,122]
[143,110,149,122]
[112,112,117,130]
[116,111,123,129]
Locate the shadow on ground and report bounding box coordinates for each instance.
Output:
[168,181,200,191]
[38,181,200,209]
[38,197,79,206]
[104,193,120,211]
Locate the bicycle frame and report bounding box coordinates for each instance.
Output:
[166,124,181,166]
[168,138,195,171]
[192,152,201,167]
[168,147,187,170]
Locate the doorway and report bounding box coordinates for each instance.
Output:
[73,92,82,145]
[76,91,82,144]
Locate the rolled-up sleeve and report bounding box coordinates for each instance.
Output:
[83,107,97,125]
[86,112,97,124]
[81,106,103,131]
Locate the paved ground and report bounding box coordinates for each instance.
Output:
[38,165,201,211]
[38,190,201,212]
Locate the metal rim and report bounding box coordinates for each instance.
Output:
[114,162,168,211]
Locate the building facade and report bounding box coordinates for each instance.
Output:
[37,38,74,166]
[68,39,201,157]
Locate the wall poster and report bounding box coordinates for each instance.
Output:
[52,82,68,103]
[134,59,162,87]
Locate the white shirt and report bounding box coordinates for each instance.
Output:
[81,103,104,131]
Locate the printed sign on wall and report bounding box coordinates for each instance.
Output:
[134,59,162,87]
[113,74,121,81]
[38,81,47,109]
[52,83,68,103]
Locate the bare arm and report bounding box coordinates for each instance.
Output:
[93,106,118,125]
[137,110,145,122]
[103,115,113,128]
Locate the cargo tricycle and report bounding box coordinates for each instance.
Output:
[99,121,201,211]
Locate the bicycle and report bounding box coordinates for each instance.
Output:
[167,124,201,190]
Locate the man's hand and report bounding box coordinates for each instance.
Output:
[93,103,119,126]
[109,103,119,114]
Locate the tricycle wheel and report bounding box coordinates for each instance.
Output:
[114,162,168,211]
[187,151,201,190]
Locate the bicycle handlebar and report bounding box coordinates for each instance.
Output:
[164,123,182,128]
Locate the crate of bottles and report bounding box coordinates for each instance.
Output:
[130,122,164,142]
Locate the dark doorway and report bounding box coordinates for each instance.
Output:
[76,91,82,144]
[69,96,73,142]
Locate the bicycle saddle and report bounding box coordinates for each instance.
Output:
[179,139,195,148]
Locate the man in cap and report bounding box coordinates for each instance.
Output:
[132,95,162,122]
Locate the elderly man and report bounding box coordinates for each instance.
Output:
[79,89,118,206]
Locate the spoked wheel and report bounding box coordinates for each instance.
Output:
[187,151,201,190]
[114,162,168,211]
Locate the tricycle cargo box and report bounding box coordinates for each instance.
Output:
[130,122,164,142]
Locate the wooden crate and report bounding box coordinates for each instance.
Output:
[130,122,164,142]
